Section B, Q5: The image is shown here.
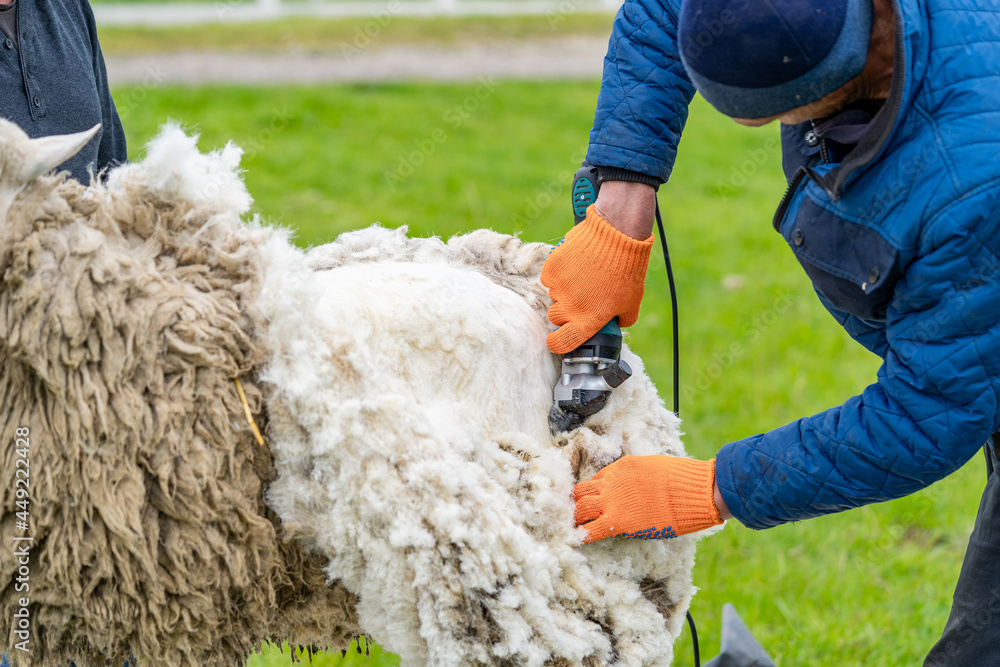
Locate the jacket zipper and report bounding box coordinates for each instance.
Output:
[819,138,831,164]
[772,166,808,231]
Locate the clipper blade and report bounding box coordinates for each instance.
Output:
[548,404,584,435]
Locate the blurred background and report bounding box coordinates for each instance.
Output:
[90,2,981,664]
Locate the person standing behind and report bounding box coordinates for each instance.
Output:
[2,0,127,664]
[0,0,126,182]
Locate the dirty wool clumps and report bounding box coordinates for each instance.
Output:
[0,119,716,667]
[0,120,359,667]
[260,225,713,666]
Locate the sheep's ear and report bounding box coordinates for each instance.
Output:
[20,124,101,184]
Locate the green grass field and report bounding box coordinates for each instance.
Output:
[111,81,983,666]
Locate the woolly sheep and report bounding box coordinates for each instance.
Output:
[0,119,718,666]
[0,119,359,667]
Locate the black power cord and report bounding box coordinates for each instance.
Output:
[654,198,699,667]
[686,610,701,667]
[654,200,680,418]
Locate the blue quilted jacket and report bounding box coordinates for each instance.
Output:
[588,0,1000,529]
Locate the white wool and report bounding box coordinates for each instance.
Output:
[104,121,252,215]
[258,224,720,666]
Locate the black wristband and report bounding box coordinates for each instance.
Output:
[595,166,663,191]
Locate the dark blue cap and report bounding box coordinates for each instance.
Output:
[678,0,874,119]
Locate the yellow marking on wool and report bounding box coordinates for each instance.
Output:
[234,377,265,446]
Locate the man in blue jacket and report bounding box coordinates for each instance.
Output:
[546,0,1000,662]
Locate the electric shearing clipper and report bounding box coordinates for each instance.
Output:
[548,165,633,434]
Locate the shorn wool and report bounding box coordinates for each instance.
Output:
[0,120,720,666]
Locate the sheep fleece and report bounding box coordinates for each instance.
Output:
[260,225,710,666]
[0,124,713,667]
[0,127,360,667]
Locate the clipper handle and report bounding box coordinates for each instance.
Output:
[568,165,620,359]
[572,164,600,224]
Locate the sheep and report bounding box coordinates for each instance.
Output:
[259,225,714,667]
[0,118,718,667]
[0,119,360,667]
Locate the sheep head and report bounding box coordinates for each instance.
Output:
[0,118,99,220]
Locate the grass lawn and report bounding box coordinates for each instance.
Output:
[95,14,616,54]
[112,81,983,666]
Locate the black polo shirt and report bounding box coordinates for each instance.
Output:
[1,0,127,182]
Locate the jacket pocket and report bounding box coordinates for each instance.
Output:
[785,196,900,321]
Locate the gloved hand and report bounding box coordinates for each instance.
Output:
[574,455,724,544]
[540,204,653,354]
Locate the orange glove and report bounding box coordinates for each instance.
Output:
[574,456,723,544]
[540,204,653,354]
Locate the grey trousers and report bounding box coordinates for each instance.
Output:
[924,438,1000,666]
